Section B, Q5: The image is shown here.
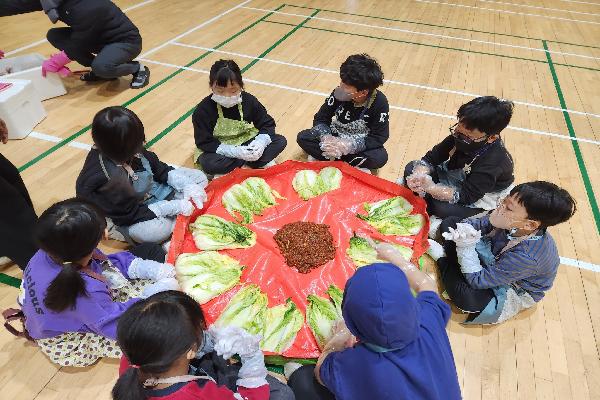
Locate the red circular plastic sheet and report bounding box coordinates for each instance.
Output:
[167,160,429,359]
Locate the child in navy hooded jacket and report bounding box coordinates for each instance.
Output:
[287,242,462,400]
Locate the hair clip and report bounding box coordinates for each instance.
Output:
[142,377,159,388]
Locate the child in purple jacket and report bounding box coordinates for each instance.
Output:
[20,198,179,367]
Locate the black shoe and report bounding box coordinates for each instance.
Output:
[131,65,150,89]
[80,71,117,82]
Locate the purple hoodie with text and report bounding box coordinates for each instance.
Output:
[21,249,140,340]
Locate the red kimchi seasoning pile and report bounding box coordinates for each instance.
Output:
[274,222,336,273]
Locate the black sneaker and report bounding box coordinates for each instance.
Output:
[131,65,150,89]
[80,71,117,82]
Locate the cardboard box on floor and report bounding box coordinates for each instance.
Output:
[0,53,67,101]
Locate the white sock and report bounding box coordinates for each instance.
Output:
[284,362,303,380]
[307,155,317,162]
[396,176,405,185]
[426,239,445,261]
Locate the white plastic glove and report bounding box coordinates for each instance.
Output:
[365,236,436,292]
[442,223,483,274]
[310,123,332,138]
[410,173,458,203]
[167,167,209,192]
[320,135,356,159]
[148,199,194,218]
[209,326,258,359]
[411,160,432,176]
[183,183,207,209]
[406,173,429,197]
[101,267,129,289]
[216,144,260,162]
[141,278,180,298]
[209,325,268,388]
[195,330,216,359]
[128,258,176,280]
[322,320,356,352]
[442,223,482,248]
[247,134,271,154]
[319,135,342,159]
[408,173,434,191]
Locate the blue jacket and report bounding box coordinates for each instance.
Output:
[320,263,462,400]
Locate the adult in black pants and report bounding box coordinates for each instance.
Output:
[402,96,515,223]
[297,54,390,171]
[1,0,150,89]
[0,118,38,270]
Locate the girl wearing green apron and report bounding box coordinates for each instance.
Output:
[191,59,287,177]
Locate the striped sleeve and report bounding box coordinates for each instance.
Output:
[464,214,494,235]
[463,247,538,289]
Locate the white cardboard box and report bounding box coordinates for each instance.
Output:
[0,79,46,139]
[0,54,67,101]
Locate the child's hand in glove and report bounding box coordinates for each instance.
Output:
[442,223,482,247]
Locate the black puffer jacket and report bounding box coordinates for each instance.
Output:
[52,0,141,47]
[0,0,43,17]
[1,0,140,47]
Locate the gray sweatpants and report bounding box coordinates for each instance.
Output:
[127,217,176,244]
[47,27,141,78]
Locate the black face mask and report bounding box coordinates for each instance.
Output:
[453,135,489,154]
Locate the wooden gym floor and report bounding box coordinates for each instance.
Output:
[1,0,599,399]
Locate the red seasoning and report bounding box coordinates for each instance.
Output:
[274,222,336,273]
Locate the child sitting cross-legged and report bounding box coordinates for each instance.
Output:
[20,198,179,367]
[77,106,208,245]
[431,181,576,324]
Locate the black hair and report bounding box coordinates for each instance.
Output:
[35,198,107,312]
[112,291,206,400]
[91,106,146,163]
[510,181,576,229]
[209,59,244,89]
[339,53,384,92]
[457,96,514,136]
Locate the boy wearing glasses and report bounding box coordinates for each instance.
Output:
[429,181,576,324]
[401,96,515,234]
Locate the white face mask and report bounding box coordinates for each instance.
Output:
[489,208,517,230]
[211,93,242,108]
[489,206,530,233]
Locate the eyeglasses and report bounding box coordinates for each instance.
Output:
[449,123,488,144]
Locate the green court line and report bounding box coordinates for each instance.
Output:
[17,4,287,173]
[0,273,21,288]
[263,20,600,74]
[145,9,321,148]
[543,40,600,234]
[285,3,600,50]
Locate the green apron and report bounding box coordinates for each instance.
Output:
[193,102,259,168]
